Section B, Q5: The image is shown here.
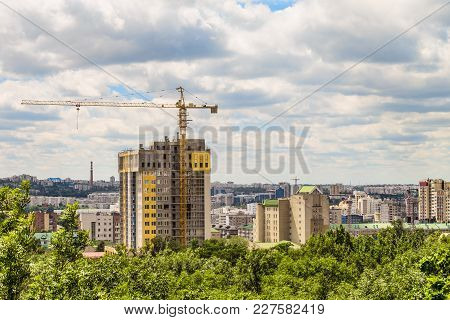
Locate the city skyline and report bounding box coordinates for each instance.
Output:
[0,171,433,186]
[0,0,449,184]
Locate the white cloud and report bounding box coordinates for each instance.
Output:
[0,0,449,183]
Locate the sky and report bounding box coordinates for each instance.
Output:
[0,0,449,184]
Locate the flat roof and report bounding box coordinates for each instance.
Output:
[263,199,278,207]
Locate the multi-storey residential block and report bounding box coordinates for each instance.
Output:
[380,199,400,223]
[419,179,450,223]
[119,138,211,249]
[330,183,343,195]
[405,190,418,223]
[329,205,342,224]
[253,186,329,244]
[32,211,58,232]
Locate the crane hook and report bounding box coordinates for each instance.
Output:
[76,104,80,130]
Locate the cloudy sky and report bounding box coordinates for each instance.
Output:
[0,0,449,184]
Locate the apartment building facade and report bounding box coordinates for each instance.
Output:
[419,179,450,223]
[33,211,58,232]
[78,209,116,242]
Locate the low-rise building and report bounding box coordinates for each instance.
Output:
[341,214,364,224]
[238,224,253,241]
[210,225,239,239]
[34,232,52,248]
[78,209,115,242]
[55,208,121,243]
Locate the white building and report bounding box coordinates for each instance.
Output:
[78,209,115,242]
[246,203,258,216]
[55,208,119,243]
[30,196,77,207]
[211,206,254,227]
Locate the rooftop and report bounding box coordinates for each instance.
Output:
[297,185,318,194]
[263,199,278,207]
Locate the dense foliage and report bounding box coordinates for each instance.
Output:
[1,183,449,300]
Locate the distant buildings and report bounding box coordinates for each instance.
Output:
[211,206,254,227]
[419,179,450,223]
[29,192,119,209]
[278,182,291,197]
[30,196,77,208]
[330,183,343,195]
[253,186,330,244]
[211,193,234,208]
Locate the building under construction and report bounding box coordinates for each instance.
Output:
[21,86,218,248]
[119,137,211,249]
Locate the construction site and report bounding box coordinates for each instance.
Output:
[22,87,218,248]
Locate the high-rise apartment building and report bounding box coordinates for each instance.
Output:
[405,190,418,223]
[119,138,211,249]
[380,199,400,223]
[419,179,450,223]
[253,185,329,244]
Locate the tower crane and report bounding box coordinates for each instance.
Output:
[22,86,218,246]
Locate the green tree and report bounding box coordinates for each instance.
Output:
[50,202,89,264]
[96,241,105,252]
[0,181,36,299]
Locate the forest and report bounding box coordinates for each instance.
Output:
[1,181,449,300]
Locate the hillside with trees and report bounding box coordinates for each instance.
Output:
[1,183,449,300]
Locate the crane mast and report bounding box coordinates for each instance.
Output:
[21,87,218,246]
[176,87,188,245]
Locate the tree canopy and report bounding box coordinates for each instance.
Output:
[0,182,449,300]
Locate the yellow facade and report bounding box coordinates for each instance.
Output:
[142,171,156,244]
[191,151,210,172]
